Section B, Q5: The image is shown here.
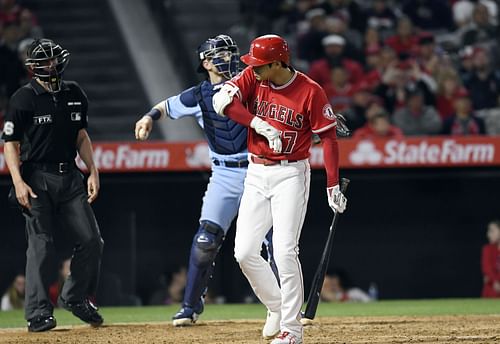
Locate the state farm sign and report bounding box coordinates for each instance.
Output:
[1,136,500,174]
[76,144,170,171]
[334,137,499,169]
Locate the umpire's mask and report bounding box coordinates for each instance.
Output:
[25,39,70,93]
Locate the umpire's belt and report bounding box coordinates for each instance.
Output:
[24,162,77,174]
[212,158,249,168]
[251,155,298,166]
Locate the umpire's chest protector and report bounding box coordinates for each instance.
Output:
[194,81,247,155]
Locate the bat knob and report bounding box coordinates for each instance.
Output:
[300,317,314,326]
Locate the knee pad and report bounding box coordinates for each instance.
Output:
[192,221,225,266]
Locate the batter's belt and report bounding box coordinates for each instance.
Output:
[250,155,299,166]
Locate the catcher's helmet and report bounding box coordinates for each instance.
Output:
[197,34,240,79]
[241,35,290,67]
[25,38,70,93]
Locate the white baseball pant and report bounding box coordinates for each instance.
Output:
[234,159,310,338]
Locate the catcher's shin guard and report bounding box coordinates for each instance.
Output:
[183,221,224,307]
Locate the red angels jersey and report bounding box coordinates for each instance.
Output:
[227,66,337,160]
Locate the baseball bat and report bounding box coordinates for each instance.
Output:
[303,177,350,321]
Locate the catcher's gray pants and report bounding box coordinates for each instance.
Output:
[22,169,103,320]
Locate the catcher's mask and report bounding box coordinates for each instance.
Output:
[197,34,239,79]
[25,39,70,93]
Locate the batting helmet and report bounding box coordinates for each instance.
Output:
[240,35,290,67]
[25,38,70,93]
[197,34,240,79]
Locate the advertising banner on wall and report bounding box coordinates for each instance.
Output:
[1,136,499,174]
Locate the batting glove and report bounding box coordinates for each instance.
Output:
[250,117,282,153]
[327,185,347,213]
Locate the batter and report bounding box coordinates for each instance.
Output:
[212,34,347,344]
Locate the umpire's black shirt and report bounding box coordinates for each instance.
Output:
[1,79,88,162]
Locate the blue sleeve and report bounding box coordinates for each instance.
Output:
[166,86,202,120]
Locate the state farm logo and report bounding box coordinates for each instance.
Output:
[350,141,383,165]
[185,143,211,167]
[76,145,169,170]
[349,139,495,166]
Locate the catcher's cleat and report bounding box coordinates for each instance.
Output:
[262,310,281,339]
[172,299,204,327]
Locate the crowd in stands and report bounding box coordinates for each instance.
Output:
[239,0,500,137]
[0,0,42,130]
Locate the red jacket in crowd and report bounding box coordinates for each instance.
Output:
[481,243,500,298]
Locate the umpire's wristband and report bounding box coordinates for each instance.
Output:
[145,108,161,121]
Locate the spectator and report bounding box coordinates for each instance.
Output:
[342,82,376,132]
[308,34,364,86]
[476,93,500,135]
[442,88,486,135]
[297,8,328,63]
[1,274,25,311]
[323,63,355,113]
[324,14,363,58]
[393,85,441,136]
[436,69,463,120]
[375,59,435,113]
[457,45,476,80]
[384,16,419,56]
[0,21,26,97]
[363,26,382,58]
[378,45,398,71]
[320,268,372,303]
[402,0,454,31]
[17,8,42,40]
[0,0,22,24]
[364,0,398,41]
[415,32,441,77]
[353,110,403,139]
[149,267,187,305]
[460,3,499,46]
[318,0,367,33]
[48,258,71,306]
[462,47,500,111]
[481,220,500,298]
[453,0,498,28]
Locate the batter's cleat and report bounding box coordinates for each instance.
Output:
[172,299,204,327]
[58,296,104,327]
[27,315,57,332]
[262,310,281,339]
[271,331,303,344]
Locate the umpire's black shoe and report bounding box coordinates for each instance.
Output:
[27,315,57,332]
[58,296,104,327]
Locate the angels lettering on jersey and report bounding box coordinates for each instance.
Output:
[252,97,304,130]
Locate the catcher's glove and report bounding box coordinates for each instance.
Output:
[335,113,351,137]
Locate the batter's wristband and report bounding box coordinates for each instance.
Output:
[145,108,161,121]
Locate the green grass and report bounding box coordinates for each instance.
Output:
[0,299,498,329]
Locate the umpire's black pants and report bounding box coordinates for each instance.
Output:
[22,168,104,321]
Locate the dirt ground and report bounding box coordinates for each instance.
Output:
[0,315,499,344]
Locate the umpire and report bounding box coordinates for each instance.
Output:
[1,39,104,332]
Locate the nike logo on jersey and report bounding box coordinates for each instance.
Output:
[253,99,303,129]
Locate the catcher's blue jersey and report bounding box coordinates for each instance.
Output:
[165,80,248,232]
